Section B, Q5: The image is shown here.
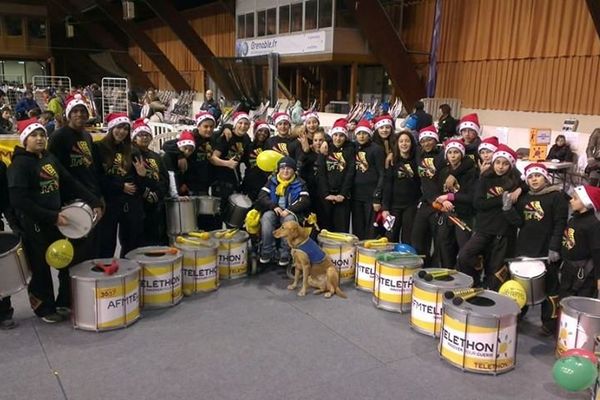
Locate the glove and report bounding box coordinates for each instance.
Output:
[502,191,512,211]
[548,250,561,263]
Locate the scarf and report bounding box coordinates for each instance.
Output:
[275,173,295,196]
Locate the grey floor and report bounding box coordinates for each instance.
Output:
[0,267,590,400]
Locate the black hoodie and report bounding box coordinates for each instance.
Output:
[382,154,421,210]
[473,169,521,235]
[318,140,356,199]
[353,141,385,202]
[561,210,600,280]
[438,157,478,219]
[132,146,169,206]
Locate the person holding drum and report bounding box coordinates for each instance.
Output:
[131,118,169,246]
[8,119,102,323]
[162,130,198,197]
[560,185,600,300]
[503,163,569,335]
[256,156,310,266]
[242,120,271,201]
[94,113,144,258]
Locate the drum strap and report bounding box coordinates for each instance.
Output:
[548,295,559,319]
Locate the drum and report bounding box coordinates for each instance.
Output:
[0,232,31,298]
[372,254,423,313]
[165,197,198,235]
[174,238,219,295]
[354,242,396,292]
[211,230,249,279]
[224,194,253,228]
[411,269,473,337]
[70,259,141,332]
[195,195,220,216]
[556,297,600,357]
[59,200,97,239]
[508,259,546,305]
[439,290,520,375]
[317,233,358,284]
[125,246,183,309]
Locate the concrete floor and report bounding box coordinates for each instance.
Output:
[0,267,591,400]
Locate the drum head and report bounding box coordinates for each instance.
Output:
[509,260,545,278]
[229,194,252,208]
[59,206,93,239]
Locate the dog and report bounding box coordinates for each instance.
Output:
[273,221,346,299]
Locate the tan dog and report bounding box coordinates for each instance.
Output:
[273,221,346,299]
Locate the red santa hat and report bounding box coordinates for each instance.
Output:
[253,120,270,134]
[273,112,291,125]
[302,111,319,125]
[131,118,152,140]
[444,138,465,158]
[492,144,517,166]
[65,93,90,117]
[458,113,481,136]
[329,118,349,136]
[106,112,131,131]
[524,162,550,182]
[479,136,499,153]
[195,111,215,126]
[232,111,250,126]
[17,118,46,145]
[373,115,394,131]
[574,185,600,212]
[418,125,439,142]
[177,130,195,149]
[354,119,373,136]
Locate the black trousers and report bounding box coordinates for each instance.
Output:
[385,204,417,245]
[352,199,376,240]
[410,203,439,268]
[436,215,472,269]
[142,204,168,246]
[457,231,516,290]
[97,198,144,258]
[540,261,560,330]
[0,297,13,321]
[559,261,597,299]
[320,198,351,233]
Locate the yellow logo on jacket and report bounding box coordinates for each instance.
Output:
[524,201,544,221]
[562,227,575,250]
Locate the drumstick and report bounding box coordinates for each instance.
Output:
[444,287,483,300]
[176,236,202,246]
[452,289,483,306]
[320,229,356,243]
[188,231,211,240]
[417,269,456,279]
[143,248,179,256]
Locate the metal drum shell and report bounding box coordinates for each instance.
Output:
[372,256,423,313]
[410,269,473,337]
[439,290,520,375]
[165,197,198,235]
[125,246,183,309]
[210,230,250,280]
[0,232,31,298]
[195,196,221,216]
[354,242,397,293]
[58,200,96,239]
[509,260,546,306]
[555,297,600,357]
[317,234,359,284]
[224,194,253,228]
[174,239,219,295]
[70,258,141,332]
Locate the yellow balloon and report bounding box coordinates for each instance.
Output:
[499,280,527,308]
[256,150,283,172]
[45,239,74,269]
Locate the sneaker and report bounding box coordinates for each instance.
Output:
[41,313,64,324]
[259,255,273,264]
[278,255,291,266]
[0,318,17,330]
[56,307,71,317]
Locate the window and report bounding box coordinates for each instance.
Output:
[305,0,318,30]
[244,12,254,38]
[279,5,290,34]
[237,14,245,38]
[318,0,333,28]
[266,8,276,35]
[291,3,303,32]
[28,17,47,39]
[5,16,23,36]
[257,10,266,37]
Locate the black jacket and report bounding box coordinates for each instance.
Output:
[416,147,444,204]
[317,140,356,199]
[93,141,142,202]
[132,146,169,207]
[353,141,385,202]
[382,155,421,210]
[438,157,478,219]
[213,133,251,185]
[473,169,522,235]
[561,210,600,280]
[546,144,574,162]
[438,115,457,141]
[242,140,270,200]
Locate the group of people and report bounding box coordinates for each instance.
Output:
[1,95,599,340]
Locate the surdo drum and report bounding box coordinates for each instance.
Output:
[508,259,546,306]
[126,246,183,308]
[556,297,600,357]
[174,238,219,295]
[211,230,250,279]
[354,242,397,292]
[0,232,31,298]
[317,233,358,284]
[165,197,198,235]
[439,290,520,374]
[224,194,253,228]
[59,200,98,239]
[372,254,423,313]
[195,195,220,216]
[70,259,141,332]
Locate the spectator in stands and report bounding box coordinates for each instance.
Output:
[437,103,457,141]
[0,89,6,108]
[28,108,41,119]
[411,100,433,132]
[0,106,14,134]
[291,98,304,126]
[14,91,38,121]
[200,90,221,121]
[128,90,141,120]
[141,88,166,122]
[39,110,56,135]
[546,134,574,162]
[585,128,600,184]
[43,88,64,128]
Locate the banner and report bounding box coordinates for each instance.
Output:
[236,31,326,57]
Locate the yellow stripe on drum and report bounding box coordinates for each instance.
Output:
[183,281,218,291]
[183,255,216,267]
[218,264,247,277]
[439,349,514,372]
[97,308,140,329]
[95,279,138,299]
[411,317,438,332]
[141,264,182,275]
[373,290,413,304]
[377,264,417,277]
[442,314,497,334]
[218,242,244,251]
[411,285,440,302]
[143,288,183,305]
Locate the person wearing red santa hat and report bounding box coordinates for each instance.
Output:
[477,136,499,174]
[352,119,385,239]
[434,138,478,268]
[458,113,482,161]
[131,118,169,246]
[458,144,523,289]
[503,162,569,335]
[266,111,303,163]
[242,120,271,201]
[560,185,600,300]
[8,118,101,323]
[316,118,356,232]
[162,130,197,198]
[94,113,144,258]
[372,114,396,168]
